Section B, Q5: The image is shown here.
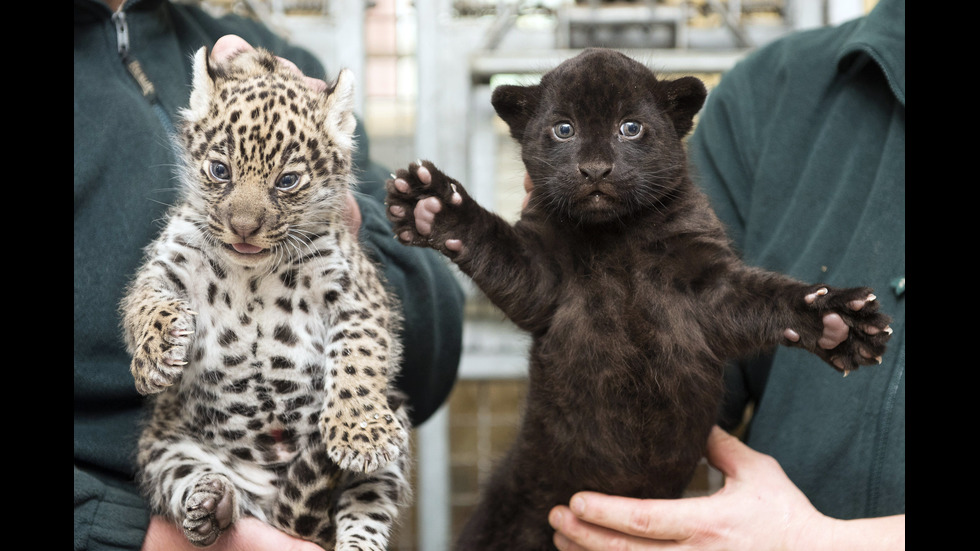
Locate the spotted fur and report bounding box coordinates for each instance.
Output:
[120,46,410,549]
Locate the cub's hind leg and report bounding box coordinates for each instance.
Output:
[138,427,275,547]
[181,472,238,546]
[333,404,412,551]
[138,439,240,546]
[333,450,411,551]
[269,403,412,550]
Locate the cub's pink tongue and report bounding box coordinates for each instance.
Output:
[232,242,264,254]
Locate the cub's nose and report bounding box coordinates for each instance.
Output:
[230,214,263,239]
[578,162,613,181]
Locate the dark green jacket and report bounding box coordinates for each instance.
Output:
[690,0,905,520]
[74,1,463,549]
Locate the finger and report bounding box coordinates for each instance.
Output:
[276,56,327,92]
[522,172,534,210]
[550,505,663,551]
[344,191,361,233]
[210,35,326,92]
[703,425,755,478]
[564,492,695,541]
[211,35,252,63]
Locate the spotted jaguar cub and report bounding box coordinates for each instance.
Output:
[120,46,409,549]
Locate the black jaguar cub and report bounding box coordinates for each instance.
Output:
[385,48,891,550]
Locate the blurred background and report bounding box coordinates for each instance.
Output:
[195,1,880,548]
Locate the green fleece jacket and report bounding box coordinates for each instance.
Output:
[690,0,905,520]
[74,1,464,549]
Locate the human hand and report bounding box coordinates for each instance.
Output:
[549,426,905,550]
[209,35,361,234]
[521,172,533,210]
[211,35,327,92]
[142,516,325,551]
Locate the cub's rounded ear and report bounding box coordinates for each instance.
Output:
[323,68,357,149]
[491,84,540,141]
[659,76,707,138]
[185,46,216,123]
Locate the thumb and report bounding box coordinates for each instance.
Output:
[704,426,755,477]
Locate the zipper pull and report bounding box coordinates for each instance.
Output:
[111,8,173,134]
[111,9,157,103]
[111,10,130,59]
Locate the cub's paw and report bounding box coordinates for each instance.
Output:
[322,402,409,473]
[130,301,196,394]
[385,160,467,255]
[182,473,238,547]
[785,285,893,374]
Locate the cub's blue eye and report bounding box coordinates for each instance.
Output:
[553,122,575,140]
[209,160,230,181]
[620,121,642,138]
[276,173,301,191]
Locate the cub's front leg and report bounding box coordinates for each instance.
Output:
[121,283,197,395]
[385,161,557,332]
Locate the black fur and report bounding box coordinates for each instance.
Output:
[386,48,891,550]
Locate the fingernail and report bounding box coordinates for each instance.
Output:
[570,495,585,515]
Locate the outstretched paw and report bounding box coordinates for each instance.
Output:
[784,285,892,374]
[130,301,197,394]
[182,473,238,547]
[323,402,409,473]
[385,160,466,255]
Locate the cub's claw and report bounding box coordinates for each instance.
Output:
[130,302,197,394]
[322,407,408,473]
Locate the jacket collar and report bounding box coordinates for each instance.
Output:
[837,0,905,107]
[75,0,164,19]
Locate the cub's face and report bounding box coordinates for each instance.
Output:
[178,47,356,267]
[492,49,706,226]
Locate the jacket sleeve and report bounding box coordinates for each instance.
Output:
[74,467,150,551]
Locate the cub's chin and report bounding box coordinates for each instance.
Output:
[561,182,638,226]
[569,195,622,225]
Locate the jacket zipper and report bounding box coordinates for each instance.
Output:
[111,9,175,134]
